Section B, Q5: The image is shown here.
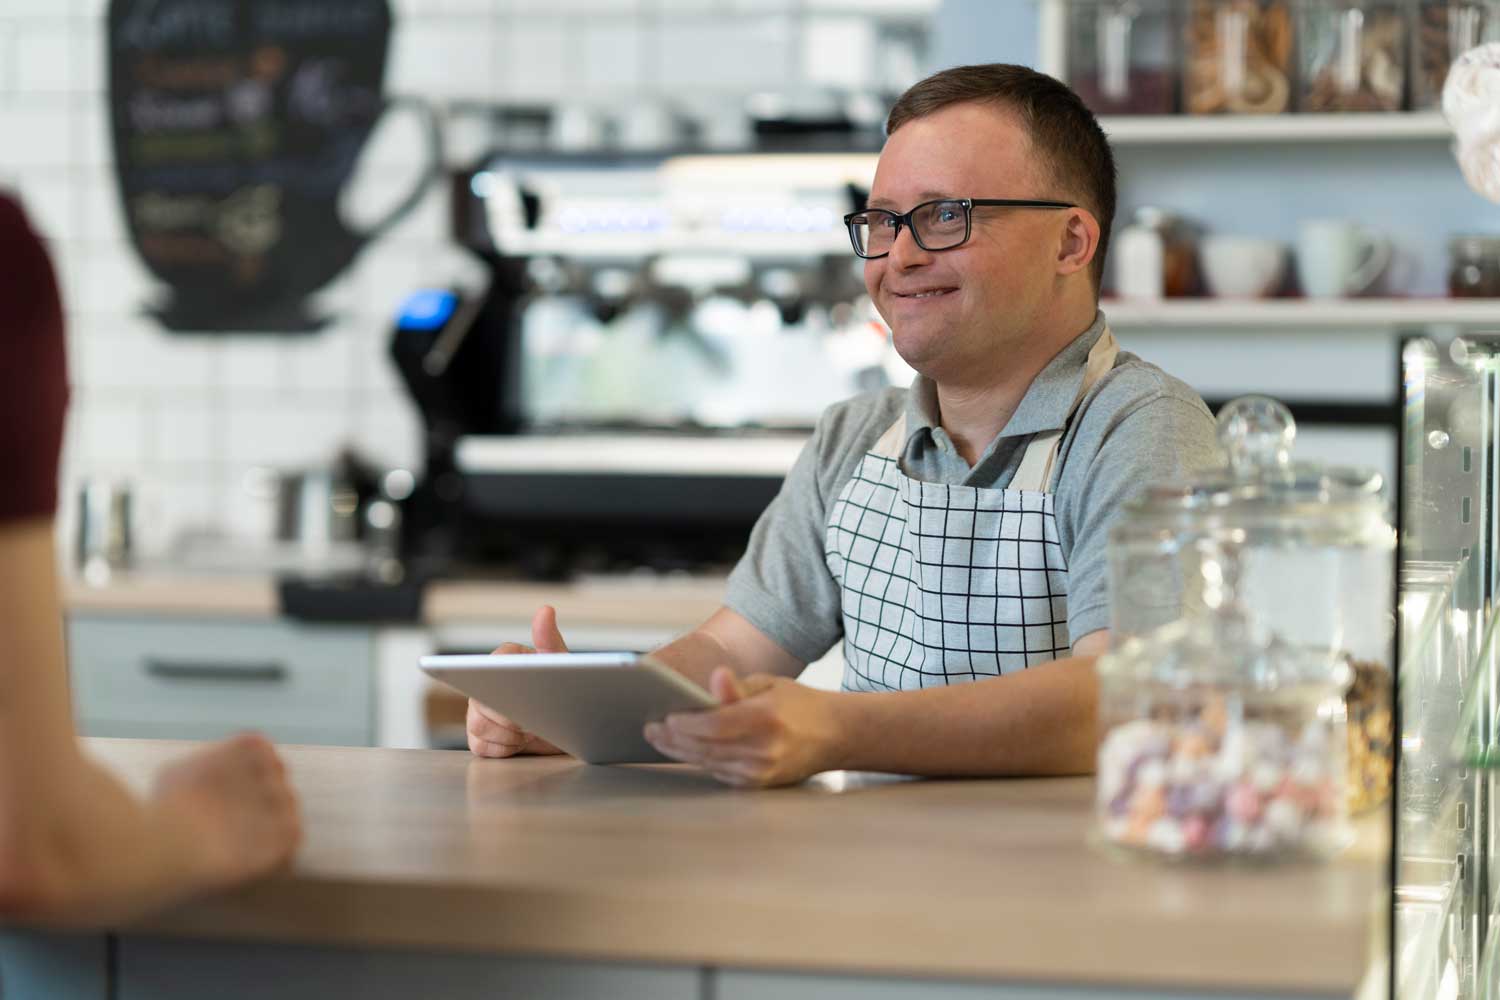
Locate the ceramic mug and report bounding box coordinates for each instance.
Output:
[1200,236,1287,298]
[1296,220,1392,298]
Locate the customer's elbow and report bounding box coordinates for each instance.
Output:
[0,834,68,922]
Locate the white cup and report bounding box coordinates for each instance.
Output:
[1200,236,1286,298]
[1296,219,1391,299]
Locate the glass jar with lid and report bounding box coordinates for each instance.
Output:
[1067,0,1178,115]
[1182,0,1296,114]
[1413,0,1500,109]
[1095,568,1354,861]
[1449,234,1500,297]
[1296,0,1408,111]
[1106,397,1396,820]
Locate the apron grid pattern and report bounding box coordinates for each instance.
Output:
[826,451,1071,693]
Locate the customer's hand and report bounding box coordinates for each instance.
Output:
[643,668,847,787]
[466,605,568,758]
[150,732,302,892]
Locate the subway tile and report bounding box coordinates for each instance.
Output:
[72,316,219,392]
[74,395,148,473]
[76,242,156,318]
[0,23,16,100]
[0,104,74,167]
[353,390,423,470]
[0,2,81,20]
[657,15,793,92]
[580,19,642,96]
[14,22,74,94]
[224,397,356,467]
[73,99,111,169]
[149,397,220,467]
[78,166,128,244]
[221,464,278,543]
[10,170,79,241]
[389,18,497,101]
[500,20,573,100]
[508,0,640,11]
[72,19,103,93]
[219,337,288,391]
[801,15,876,89]
[279,322,362,393]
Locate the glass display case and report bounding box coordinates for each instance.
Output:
[1397,335,1500,1000]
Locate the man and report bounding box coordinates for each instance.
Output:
[468,64,1218,786]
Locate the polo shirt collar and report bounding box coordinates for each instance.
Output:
[901,311,1108,447]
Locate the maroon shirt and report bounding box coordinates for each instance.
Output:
[0,194,69,523]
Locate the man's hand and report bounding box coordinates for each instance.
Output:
[466,606,568,758]
[643,668,847,787]
[150,733,302,892]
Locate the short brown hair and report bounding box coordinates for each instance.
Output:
[886,64,1117,289]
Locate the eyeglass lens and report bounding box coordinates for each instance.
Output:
[850,200,969,257]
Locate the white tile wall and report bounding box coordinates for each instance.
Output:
[1,0,929,550]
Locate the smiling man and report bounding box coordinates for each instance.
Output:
[467,64,1218,785]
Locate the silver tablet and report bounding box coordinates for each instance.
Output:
[419,652,718,764]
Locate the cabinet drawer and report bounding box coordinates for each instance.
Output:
[67,617,373,746]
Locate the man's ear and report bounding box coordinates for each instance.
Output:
[1056,208,1100,279]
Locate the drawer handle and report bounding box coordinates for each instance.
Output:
[144,659,289,684]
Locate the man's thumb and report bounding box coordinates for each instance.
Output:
[709,666,747,703]
[532,605,569,653]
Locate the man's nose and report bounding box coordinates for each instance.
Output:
[885,223,933,268]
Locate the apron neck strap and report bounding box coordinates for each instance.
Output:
[1008,325,1120,494]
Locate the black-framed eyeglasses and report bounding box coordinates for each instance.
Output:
[843,197,1075,259]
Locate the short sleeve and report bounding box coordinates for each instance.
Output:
[723,415,847,664]
[1058,394,1219,643]
[0,195,70,524]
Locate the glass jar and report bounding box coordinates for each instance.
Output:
[1182,0,1296,114]
[1297,0,1408,111]
[1108,397,1396,815]
[1414,0,1500,109]
[1068,0,1178,114]
[1448,234,1500,297]
[1095,553,1353,862]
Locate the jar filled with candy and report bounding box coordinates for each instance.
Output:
[1107,396,1395,827]
[1095,567,1353,861]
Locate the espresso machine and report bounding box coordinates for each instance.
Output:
[391,144,907,580]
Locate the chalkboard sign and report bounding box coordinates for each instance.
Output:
[108,0,440,332]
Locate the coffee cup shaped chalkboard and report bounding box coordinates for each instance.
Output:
[109,0,440,332]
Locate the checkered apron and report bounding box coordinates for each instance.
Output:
[825,330,1119,692]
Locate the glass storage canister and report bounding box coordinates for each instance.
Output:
[1107,397,1396,816]
[1067,0,1179,114]
[1297,0,1408,111]
[1095,570,1354,861]
[1448,234,1500,297]
[1183,0,1296,113]
[1414,0,1500,109]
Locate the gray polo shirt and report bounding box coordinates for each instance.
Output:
[724,311,1220,665]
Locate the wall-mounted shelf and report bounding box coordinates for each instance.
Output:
[1104,298,1500,330]
[1099,112,1452,145]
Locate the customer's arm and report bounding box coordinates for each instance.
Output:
[0,523,300,926]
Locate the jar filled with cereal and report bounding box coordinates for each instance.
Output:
[1183,0,1296,113]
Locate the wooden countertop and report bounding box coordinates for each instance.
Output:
[63,573,725,629]
[94,739,1386,994]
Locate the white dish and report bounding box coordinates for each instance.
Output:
[419,652,718,764]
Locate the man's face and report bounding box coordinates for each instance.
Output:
[863,102,1070,380]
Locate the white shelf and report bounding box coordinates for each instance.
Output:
[1099,112,1452,145]
[1103,298,1500,330]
